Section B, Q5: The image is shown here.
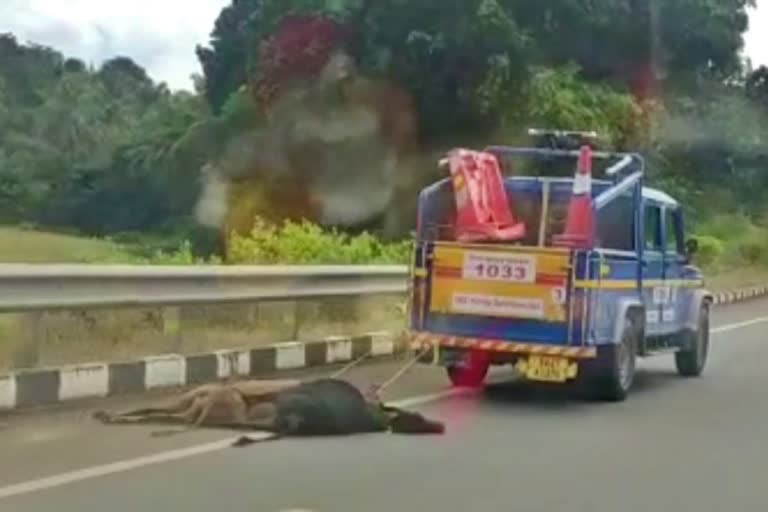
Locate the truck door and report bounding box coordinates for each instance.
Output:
[661,206,686,334]
[642,202,664,336]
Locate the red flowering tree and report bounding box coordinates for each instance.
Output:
[253,15,352,109]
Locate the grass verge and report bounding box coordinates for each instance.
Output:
[0,226,136,263]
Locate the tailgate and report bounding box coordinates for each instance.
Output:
[418,244,575,345]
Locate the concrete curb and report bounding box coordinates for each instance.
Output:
[0,332,399,411]
[710,285,768,306]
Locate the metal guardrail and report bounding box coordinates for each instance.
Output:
[0,264,409,312]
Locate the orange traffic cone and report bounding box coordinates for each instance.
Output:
[553,145,594,249]
[448,149,526,243]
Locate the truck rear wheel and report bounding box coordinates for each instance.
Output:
[446,350,490,388]
[588,316,639,401]
[675,304,709,377]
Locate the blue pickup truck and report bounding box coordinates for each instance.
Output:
[406,130,710,401]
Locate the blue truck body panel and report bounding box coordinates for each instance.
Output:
[409,146,708,354]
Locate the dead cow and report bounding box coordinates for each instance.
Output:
[93,378,444,444]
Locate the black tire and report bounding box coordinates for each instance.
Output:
[446,350,490,388]
[675,304,710,377]
[587,315,639,402]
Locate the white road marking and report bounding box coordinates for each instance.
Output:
[0,391,466,501]
[712,316,768,334]
[0,437,243,500]
[2,314,768,501]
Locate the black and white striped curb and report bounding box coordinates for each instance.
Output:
[0,332,398,411]
[711,285,768,306]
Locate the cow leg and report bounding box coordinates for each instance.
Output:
[92,392,202,424]
[94,411,192,425]
[152,391,250,436]
[147,397,222,437]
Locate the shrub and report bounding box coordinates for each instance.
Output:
[693,213,768,268]
[146,240,223,265]
[226,217,411,265]
[692,235,724,268]
[737,240,767,265]
[695,214,755,241]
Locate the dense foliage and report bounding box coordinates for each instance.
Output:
[227,217,411,264]
[1,1,767,264]
[0,34,215,251]
[197,0,752,141]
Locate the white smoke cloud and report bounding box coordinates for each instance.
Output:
[195,165,230,228]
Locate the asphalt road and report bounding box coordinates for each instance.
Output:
[1,299,768,512]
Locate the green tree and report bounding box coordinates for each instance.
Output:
[197,0,753,141]
[196,0,263,113]
[0,33,63,106]
[197,0,529,141]
[39,90,210,235]
[521,66,647,149]
[508,0,753,95]
[746,66,768,106]
[0,0,761,250]
[0,37,210,238]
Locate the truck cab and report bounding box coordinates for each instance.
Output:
[407,133,711,401]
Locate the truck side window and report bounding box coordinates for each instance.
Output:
[644,205,662,251]
[664,208,683,254]
[596,193,634,250]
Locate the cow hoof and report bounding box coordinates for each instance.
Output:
[232,436,258,447]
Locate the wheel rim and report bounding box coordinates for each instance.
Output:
[617,326,635,390]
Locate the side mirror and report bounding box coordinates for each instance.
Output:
[685,238,698,258]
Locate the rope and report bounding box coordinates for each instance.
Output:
[328,348,374,379]
[326,341,430,398]
[373,345,431,395]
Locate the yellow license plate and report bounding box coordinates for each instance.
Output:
[524,356,576,383]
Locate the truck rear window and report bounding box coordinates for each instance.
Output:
[418,181,573,247]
